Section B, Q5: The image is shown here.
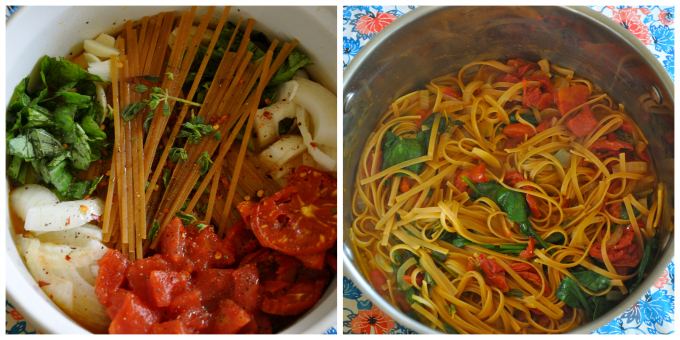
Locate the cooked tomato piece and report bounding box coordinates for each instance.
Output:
[210,299,252,334]
[589,225,642,267]
[535,117,555,133]
[365,149,382,177]
[295,251,326,270]
[588,139,634,153]
[236,201,258,229]
[509,262,551,297]
[504,172,540,218]
[369,269,388,294]
[251,166,336,256]
[148,270,190,307]
[443,86,461,98]
[557,84,589,116]
[467,163,488,183]
[414,109,431,129]
[522,83,543,109]
[607,203,623,219]
[108,292,161,334]
[225,219,260,262]
[261,280,325,315]
[504,123,536,140]
[565,104,598,137]
[495,73,521,84]
[232,264,260,313]
[188,226,236,271]
[519,237,535,260]
[468,254,509,292]
[95,249,131,306]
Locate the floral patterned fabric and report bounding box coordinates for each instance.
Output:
[343,5,674,335]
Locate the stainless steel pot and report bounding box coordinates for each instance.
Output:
[343,6,674,334]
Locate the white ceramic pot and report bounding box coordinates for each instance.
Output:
[5,6,337,334]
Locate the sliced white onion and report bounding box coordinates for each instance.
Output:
[301,151,318,168]
[605,225,624,248]
[83,52,101,64]
[258,134,307,171]
[254,100,298,148]
[290,76,337,148]
[35,223,103,248]
[83,39,120,58]
[612,161,647,174]
[375,253,394,273]
[10,184,59,220]
[94,33,115,47]
[24,198,104,235]
[87,61,111,82]
[553,148,572,168]
[270,155,303,180]
[296,105,336,172]
[273,79,299,103]
[95,82,108,122]
[270,100,298,134]
[168,26,215,49]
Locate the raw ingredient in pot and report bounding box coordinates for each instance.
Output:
[351,58,662,334]
[7,6,336,334]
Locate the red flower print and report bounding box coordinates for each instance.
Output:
[658,10,673,26]
[350,305,396,334]
[356,12,397,35]
[9,310,24,321]
[654,269,670,288]
[611,8,652,45]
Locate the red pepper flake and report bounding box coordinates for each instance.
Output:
[209,114,220,124]
[264,98,271,105]
[310,142,317,148]
[39,281,51,287]
[263,111,272,120]
[112,195,117,203]
[65,255,71,261]
[239,79,244,83]
[163,208,170,214]
[65,217,71,226]
[91,214,101,222]
[84,195,90,200]
[221,178,229,186]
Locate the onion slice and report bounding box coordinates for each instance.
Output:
[296,105,336,172]
[290,76,337,148]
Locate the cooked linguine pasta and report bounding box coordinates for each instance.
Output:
[350,59,662,334]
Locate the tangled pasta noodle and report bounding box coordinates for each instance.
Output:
[350,59,663,334]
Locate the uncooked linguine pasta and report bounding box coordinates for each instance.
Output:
[350,59,662,334]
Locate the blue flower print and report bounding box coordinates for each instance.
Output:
[650,24,674,53]
[343,36,361,58]
[357,299,372,310]
[663,54,674,81]
[620,302,642,325]
[639,290,674,327]
[343,276,363,300]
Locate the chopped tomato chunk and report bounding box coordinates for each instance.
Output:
[503,123,536,140]
[443,87,461,98]
[589,225,643,267]
[557,84,589,116]
[509,262,551,297]
[519,237,535,260]
[415,109,431,129]
[210,299,252,334]
[565,104,598,137]
[468,254,509,292]
[369,269,388,295]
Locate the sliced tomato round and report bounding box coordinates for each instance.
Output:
[260,279,325,316]
[251,166,336,256]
